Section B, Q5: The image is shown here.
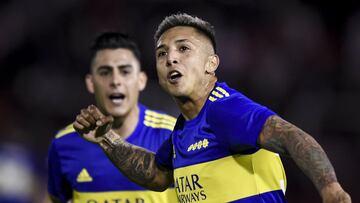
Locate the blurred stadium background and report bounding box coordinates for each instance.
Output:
[0,0,359,202]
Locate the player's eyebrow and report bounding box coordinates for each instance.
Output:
[175,39,190,44]
[156,39,192,50]
[117,64,134,72]
[96,65,112,71]
[156,44,165,51]
[118,64,132,69]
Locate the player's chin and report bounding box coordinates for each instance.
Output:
[107,108,128,118]
[168,86,189,97]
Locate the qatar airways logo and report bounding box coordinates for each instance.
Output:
[175,174,207,203]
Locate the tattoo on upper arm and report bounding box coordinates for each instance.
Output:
[259,116,290,155]
[259,115,337,192]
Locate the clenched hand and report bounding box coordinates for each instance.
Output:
[73,105,114,143]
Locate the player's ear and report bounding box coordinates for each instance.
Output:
[138,71,147,92]
[85,74,95,94]
[205,54,219,74]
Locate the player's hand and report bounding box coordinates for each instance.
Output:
[321,182,351,203]
[73,105,114,143]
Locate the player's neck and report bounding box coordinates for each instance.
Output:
[176,77,217,120]
[111,105,139,139]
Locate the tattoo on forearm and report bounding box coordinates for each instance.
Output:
[108,140,158,185]
[260,115,337,192]
[98,132,171,191]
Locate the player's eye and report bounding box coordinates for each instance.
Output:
[157,51,167,58]
[179,46,190,52]
[98,70,110,76]
[121,68,132,75]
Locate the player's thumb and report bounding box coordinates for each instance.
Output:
[96,116,113,127]
[95,116,114,137]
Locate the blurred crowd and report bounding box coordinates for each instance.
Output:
[0,0,359,202]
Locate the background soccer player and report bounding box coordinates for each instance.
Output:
[73,14,351,203]
[47,32,177,203]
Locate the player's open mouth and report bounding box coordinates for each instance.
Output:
[109,93,125,104]
[167,70,183,84]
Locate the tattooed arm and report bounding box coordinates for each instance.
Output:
[258,115,351,203]
[73,105,173,191]
[98,131,173,191]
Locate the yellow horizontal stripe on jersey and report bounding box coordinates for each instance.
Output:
[144,115,176,126]
[55,124,75,138]
[211,90,224,98]
[208,96,217,102]
[145,110,176,122]
[73,188,177,203]
[215,86,230,97]
[173,149,286,203]
[144,120,174,131]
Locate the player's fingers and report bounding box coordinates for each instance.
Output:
[80,109,96,124]
[75,114,92,128]
[73,121,83,130]
[73,121,90,134]
[88,105,104,120]
[96,115,114,127]
[94,116,113,137]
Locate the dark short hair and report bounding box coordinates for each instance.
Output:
[90,32,141,62]
[154,13,216,52]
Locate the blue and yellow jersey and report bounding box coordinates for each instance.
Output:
[156,82,287,203]
[48,104,178,203]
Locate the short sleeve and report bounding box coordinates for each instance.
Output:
[155,136,173,169]
[207,95,275,154]
[47,140,72,202]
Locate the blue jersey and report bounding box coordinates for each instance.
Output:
[48,104,178,203]
[156,82,287,203]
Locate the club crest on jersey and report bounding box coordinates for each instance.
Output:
[187,139,209,152]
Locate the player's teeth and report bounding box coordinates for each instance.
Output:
[111,98,123,104]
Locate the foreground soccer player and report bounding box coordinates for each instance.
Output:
[74,14,351,203]
[47,32,177,203]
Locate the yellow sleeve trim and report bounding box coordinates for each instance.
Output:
[144,110,176,130]
[143,120,175,131]
[55,124,76,138]
[215,86,230,97]
[211,90,224,98]
[209,87,231,102]
[209,96,217,102]
[144,115,176,126]
[145,110,176,122]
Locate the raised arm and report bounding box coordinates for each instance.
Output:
[73,105,173,191]
[258,115,351,203]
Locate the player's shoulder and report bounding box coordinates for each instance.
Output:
[207,82,243,104]
[141,105,177,132]
[206,82,254,119]
[54,123,77,139]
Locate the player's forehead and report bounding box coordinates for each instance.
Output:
[94,48,137,62]
[156,26,210,49]
[91,48,140,70]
